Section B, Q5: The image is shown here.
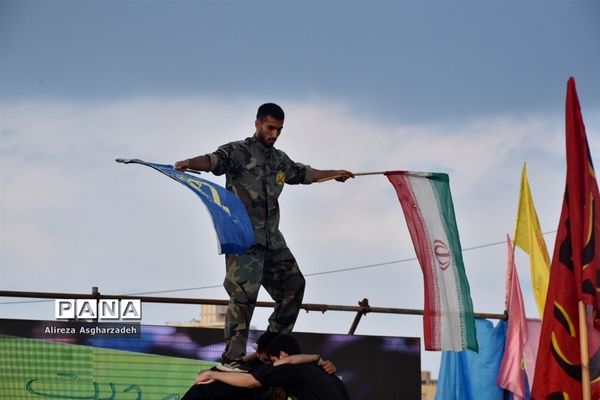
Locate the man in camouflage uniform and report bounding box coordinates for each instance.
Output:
[175,103,353,366]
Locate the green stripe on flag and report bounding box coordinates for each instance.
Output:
[430,173,478,352]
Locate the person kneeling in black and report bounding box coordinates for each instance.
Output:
[194,335,349,400]
[181,332,278,400]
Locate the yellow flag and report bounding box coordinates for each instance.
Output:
[514,163,550,318]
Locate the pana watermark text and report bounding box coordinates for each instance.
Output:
[55,299,142,320]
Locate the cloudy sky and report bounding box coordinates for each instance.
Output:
[1,0,599,377]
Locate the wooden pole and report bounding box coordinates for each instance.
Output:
[578,300,592,400]
[316,171,386,183]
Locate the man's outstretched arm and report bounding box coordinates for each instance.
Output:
[310,169,354,182]
[174,155,211,172]
[195,370,261,388]
[274,354,337,374]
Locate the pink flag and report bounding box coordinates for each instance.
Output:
[497,234,528,399]
[523,318,541,393]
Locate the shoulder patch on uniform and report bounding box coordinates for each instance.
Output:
[276,171,285,186]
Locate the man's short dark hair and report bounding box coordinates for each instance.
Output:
[255,331,280,353]
[266,334,301,356]
[257,103,285,121]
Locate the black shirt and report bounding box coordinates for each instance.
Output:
[251,363,350,400]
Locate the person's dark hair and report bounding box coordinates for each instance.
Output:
[257,103,285,121]
[266,334,301,356]
[255,331,280,353]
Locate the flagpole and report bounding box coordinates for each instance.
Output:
[578,300,592,400]
[316,171,386,182]
[116,158,205,175]
[181,168,204,175]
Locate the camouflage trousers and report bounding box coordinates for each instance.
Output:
[222,245,305,361]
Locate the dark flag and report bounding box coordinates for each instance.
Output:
[531,78,600,399]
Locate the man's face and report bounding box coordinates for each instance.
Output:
[257,351,271,363]
[255,115,284,147]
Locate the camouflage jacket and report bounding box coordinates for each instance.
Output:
[207,135,313,249]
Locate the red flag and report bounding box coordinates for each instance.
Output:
[531,77,600,399]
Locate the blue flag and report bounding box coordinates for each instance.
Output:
[436,319,507,400]
[117,158,254,255]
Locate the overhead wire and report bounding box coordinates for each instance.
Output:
[0,230,557,305]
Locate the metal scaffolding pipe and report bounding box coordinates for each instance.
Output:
[0,289,507,323]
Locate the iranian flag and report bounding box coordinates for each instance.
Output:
[387,171,478,351]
